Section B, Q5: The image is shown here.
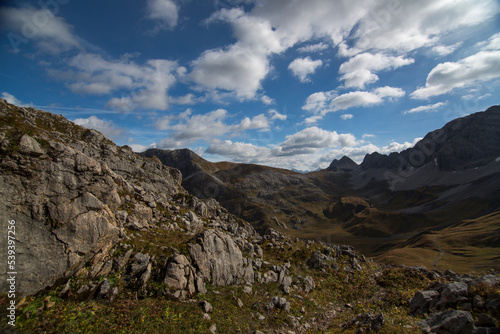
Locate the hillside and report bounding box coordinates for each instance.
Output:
[144,106,500,273]
[0,99,498,334]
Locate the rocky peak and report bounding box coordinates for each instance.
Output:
[327,155,358,172]
[360,105,500,172]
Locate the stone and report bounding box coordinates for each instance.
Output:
[201,301,213,313]
[344,313,384,332]
[410,290,440,315]
[303,276,316,293]
[423,310,474,334]
[476,313,497,328]
[237,298,244,308]
[18,134,44,156]
[267,296,291,312]
[129,253,150,277]
[189,229,254,286]
[243,286,252,294]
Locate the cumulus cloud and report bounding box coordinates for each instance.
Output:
[410,50,500,99]
[340,114,353,120]
[206,139,271,161]
[1,92,23,106]
[191,8,283,100]
[268,109,287,120]
[190,0,497,100]
[73,115,124,139]
[431,42,463,56]
[205,127,423,170]
[288,57,323,82]
[404,102,447,114]
[49,53,179,111]
[146,0,179,31]
[0,6,81,53]
[302,86,405,120]
[339,53,414,88]
[155,108,272,149]
[277,126,357,156]
[319,137,421,165]
[339,0,498,56]
[260,95,275,105]
[478,32,500,51]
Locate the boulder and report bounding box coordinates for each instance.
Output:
[189,230,254,286]
[422,310,474,334]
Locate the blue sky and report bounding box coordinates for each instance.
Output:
[1,0,499,170]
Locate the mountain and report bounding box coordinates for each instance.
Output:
[327,155,358,173]
[1,99,499,333]
[145,105,500,273]
[360,105,500,172]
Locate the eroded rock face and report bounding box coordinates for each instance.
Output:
[189,229,254,286]
[0,100,183,295]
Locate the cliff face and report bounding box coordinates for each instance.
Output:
[0,100,183,294]
[0,99,258,296]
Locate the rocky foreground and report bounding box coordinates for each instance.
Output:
[0,99,498,333]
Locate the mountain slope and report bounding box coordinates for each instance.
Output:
[1,99,499,333]
[145,106,500,272]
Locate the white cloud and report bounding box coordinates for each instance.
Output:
[302,86,405,119]
[190,0,497,100]
[260,95,275,105]
[431,42,463,56]
[128,144,151,153]
[288,57,323,82]
[277,126,357,156]
[340,0,498,56]
[373,86,405,98]
[268,109,287,121]
[320,137,421,165]
[297,42,329,53]
[206,139,271,161]
[236,113,270,131]
[155,108,272,149]
[404,102,447,114]
[146,0,179,31]
[73,115,124,139]
[479,32,500,51]
[50,53,179,111]
[191,8,283,100]
[362,134,375,139]
[1,92,23,106]
[339,53,414,89]
[1,6,81,53]
[411,50,500,99]
[303,115,323,125]
[340,114,353,120]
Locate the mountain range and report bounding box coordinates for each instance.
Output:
[142,105,500,272]
[0,99,498,333]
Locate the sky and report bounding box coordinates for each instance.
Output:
[0,0,499,171]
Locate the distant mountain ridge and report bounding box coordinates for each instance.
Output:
[360,105,500,171]
[144,105,500,271]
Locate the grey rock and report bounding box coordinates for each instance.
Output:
[303,276,315,293]
[267,296,291,312]
[410,290,440,315]
[189,229,254,286]
[18,134,44,156]
[200,301,213,313]
[344,312,384,332]
[129,253,150,277]
[423,310,474,334]
[476,313,497,328]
